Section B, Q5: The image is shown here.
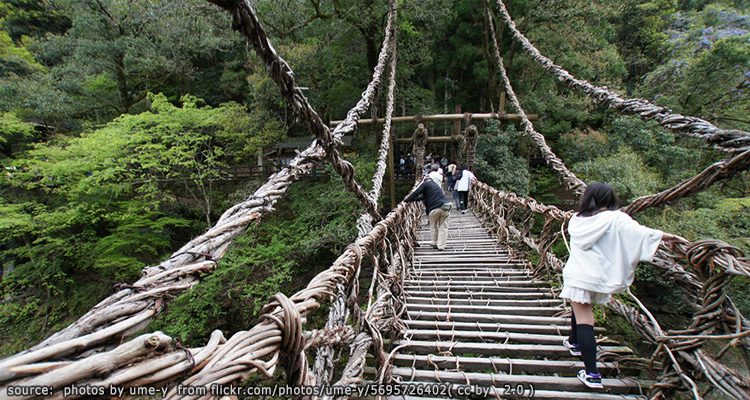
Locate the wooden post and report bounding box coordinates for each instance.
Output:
[329,111,536,126]
[453,105,461,135]
[452,105,461,161]
[388,126,396,209]
[257,147,264,175]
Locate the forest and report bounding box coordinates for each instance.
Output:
[0,0,749,394]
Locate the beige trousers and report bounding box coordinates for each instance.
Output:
[428,208,450,249]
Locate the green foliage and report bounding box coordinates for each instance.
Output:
[1,0,246,126]
[609,0,678,82]
[0,95,281,353]
[474,121,531,195]
[573,148,662,202]
[149,162,369,345]
[0,0,70,42]
[638,4,750,130]
[558,129,610,164]
[0,111,34,151]
[607,118,701,179]
[0,30,43,77]
[559,117,704,195]
[640,197,750,252]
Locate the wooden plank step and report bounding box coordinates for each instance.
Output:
[414,250,508,255]
[416,247,506,252]
[389,368,646,394]
[406,311,568,325]
[404,279,548,287]
[404,290,556,300]
[391,354,621,374]
[403,329,568,344]
[413,257,514,262]
[416,239,497,243]
[403,319,605,334]
[414,253,522,262]
[410,268,529,274]
[410,267,529,274]
[413,253,509,259]
[409,269,530,275]
[404,284,552,293]
[417,238,494,242]
[411,263,529,269]
[394,389,647,399]
[408,272,533,279]
[405,304,563,316]
[404,296,563,307]
[394,340,632,357]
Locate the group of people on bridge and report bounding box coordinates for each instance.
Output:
[404,157,476,251]
[405,172,688,390]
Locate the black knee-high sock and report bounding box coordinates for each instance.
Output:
[568,311,578,344]
[576,324,598,374]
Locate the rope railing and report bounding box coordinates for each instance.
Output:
[492,0,750,153]
[622,149,750,214]
[0,198,421,400]
[0,0,398,387]
[470,181,750,399]
[484,0,587,195]
[208,0,383,220]
[165,201,420,398]
[315,3,399,385]
[332,198,418,394]
[0,134,331,369]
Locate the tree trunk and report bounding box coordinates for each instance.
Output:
[114,54,131,114]
[365,34,377,71]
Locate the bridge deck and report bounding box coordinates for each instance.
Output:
[389,210,648,399]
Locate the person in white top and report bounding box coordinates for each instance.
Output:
[427,164,443,187]
[454,165,476,214]
[560,183,686,389]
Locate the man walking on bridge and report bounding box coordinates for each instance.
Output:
[405,177,453,250]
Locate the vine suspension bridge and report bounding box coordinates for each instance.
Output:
[1,0,750,399]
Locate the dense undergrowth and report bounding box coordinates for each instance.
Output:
[148,158,374,345]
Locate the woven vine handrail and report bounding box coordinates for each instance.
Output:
[471,181,750,399]
[484,0,586,195]
[493,0,750,153]
[209,0,386,220]
[0,0,397,376]
[623,149,750,214]
[0,198,421,400]
[315,2,399,386]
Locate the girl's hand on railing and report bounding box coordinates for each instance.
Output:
[662,233,689,244]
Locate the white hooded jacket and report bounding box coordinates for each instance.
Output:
[562,210,662,294]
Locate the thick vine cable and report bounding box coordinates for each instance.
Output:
[493,0,750,153]
[484,0,586,195]
[208,0,382,219]
[314,2,398,384]
[0,201,420,400]
[0,0,393,378]
[471,181,750,399]
[622,149,750,214]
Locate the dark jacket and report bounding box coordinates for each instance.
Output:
[405,179,448,215]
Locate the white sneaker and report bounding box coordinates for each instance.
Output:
[461,210,467,214]
[563,338,581,356]
[577,370,603,389]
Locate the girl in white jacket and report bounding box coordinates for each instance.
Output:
[561,183,685,389]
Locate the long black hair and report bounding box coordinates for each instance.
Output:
[576,182,620,217]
